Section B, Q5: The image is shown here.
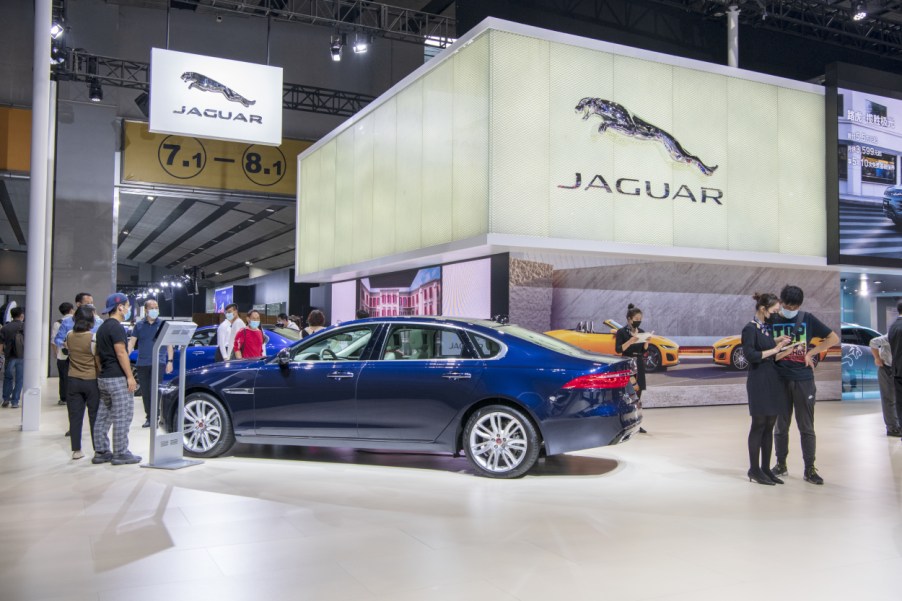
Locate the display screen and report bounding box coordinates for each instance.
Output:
[213,286,233,313]
[331,280,358,324]
[359,266,441,317]
[836,87,902,264]
[441,258,492,318]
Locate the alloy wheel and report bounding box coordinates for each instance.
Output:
[183,398,223,453]
[732,346,749,370]
[468,411,529,473]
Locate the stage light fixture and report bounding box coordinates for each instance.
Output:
[50,22,64,39]
[353,34,371,54]
[330,34,345,62]
[88,79,103,102]
[50,41,66,65]
[853,2,867,20]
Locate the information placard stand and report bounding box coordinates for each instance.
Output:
[141,320,202,470]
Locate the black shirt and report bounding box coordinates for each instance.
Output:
[771,312,833,381]
[96,317,128,378]
[615,325,646,358]
[0,320,24,358]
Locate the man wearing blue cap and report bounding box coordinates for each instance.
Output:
[92,293,141,465]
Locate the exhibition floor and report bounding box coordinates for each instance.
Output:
[0,381,899,601]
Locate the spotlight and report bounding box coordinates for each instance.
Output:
[50,22,64,39]
[88,79,103,102]
[352,34,371,54]
[853,2,867,21]
[50,41,66,65]
[330,34,345,62]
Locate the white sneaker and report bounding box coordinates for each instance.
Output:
[72,450,85,460]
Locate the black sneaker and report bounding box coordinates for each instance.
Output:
[57,400,66,406]
[771,462,788,477]
[804,466,824,485]
[111,451,142,465]
[91,451,113,464]
[887,428,902,438]
[142,419,150,428]
[0,401,8,408]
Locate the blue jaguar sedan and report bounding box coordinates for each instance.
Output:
[160,317,642,478]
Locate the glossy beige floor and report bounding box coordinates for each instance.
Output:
[1,381,900,601]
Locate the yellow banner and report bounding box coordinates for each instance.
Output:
[121,120,310,195]
[0,107,31,173]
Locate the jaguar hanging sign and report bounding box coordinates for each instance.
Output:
[149,49,282,146]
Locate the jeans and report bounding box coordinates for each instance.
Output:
[2,357,24,406]
[774,378,817,468]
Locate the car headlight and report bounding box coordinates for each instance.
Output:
[716,344,732,350]
[659,344,678,350]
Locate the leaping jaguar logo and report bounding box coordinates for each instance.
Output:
[180,72,257,107]
[575,98,718,176]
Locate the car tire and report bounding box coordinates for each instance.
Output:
[131,365,141,396]
[645,346,663,372]
[463,404,540,479]
[730,346,749,370]
[181,392,235,458]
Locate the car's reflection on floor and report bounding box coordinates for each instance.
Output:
[226,443,620,477]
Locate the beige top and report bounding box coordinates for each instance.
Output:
[66,331,97,380]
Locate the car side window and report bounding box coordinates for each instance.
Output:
[856,329,878,345]
[290,327,374,362]
[470,334,503,358]
[841,329,860,345]
[192,330,215,346]
[380,326,472,360]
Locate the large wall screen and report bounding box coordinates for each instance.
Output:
[828,63,902,267]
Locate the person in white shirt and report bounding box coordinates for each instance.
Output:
[277,313,300,332]
[51,302,75,405]
[870,333,902,437]
[217,303,245,361]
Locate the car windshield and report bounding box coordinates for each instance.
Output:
[270,327,301,341]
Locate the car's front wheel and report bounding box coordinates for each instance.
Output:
[181,392,235,458]
[463,405,540,479]
[730,346,749,370]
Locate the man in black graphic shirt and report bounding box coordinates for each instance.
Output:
[770,285,839,485]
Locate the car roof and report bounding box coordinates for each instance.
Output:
[343,316,505,330]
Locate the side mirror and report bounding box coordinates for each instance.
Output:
[277,348,291,368]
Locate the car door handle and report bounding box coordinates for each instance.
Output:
[442,372,472,380]
[327,371,355,380]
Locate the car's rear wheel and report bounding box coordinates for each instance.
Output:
[464,405,540,479]
[182,392,235,458]
[645,346,663,372]
[730,346,749,370]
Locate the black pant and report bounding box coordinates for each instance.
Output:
[137,365,163,421]
[774,379,817,468]
[57,358,69,402]
[67,377,99,452]
[748,415,777,471]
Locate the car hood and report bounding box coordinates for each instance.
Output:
[184,357,268,380]
[546,329,680,349]
[714,335,740,347]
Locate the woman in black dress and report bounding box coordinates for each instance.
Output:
[615,304,648,397]
[742,293,792,485]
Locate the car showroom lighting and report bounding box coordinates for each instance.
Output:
[145,195,155,201]
[88,79,103,102]
[50,22,65,39]
[353,33,371,54]
[859,273,869,296]
[50,41,66,65]
[853,2,868,21]
[330,34,345,62]
[245,261,253,265]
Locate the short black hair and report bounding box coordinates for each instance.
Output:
[779,285,804,307]
[59,302,74,315]
[73,306,95,333]
[10,307,24,319]
[897,299,902,314]
[278,313,289,320]
[75,292,92,304]
[224,303,238,312]
[355,309,370,319]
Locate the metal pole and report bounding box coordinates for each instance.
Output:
[40,80,57,385]
[22,0,52,431]
[727,5,740,68]
[166,3,171,49]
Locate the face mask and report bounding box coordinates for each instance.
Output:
[632,320,642,329]
[148,309,159,320]
[249,320,261,329]
[123,307,132,321]
[226,312,236,321]
[781,308,799,319]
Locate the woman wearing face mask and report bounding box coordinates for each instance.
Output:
[233,310,266,359]
[742,293,793,486]
[615,304,649,398]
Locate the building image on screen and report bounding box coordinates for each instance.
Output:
[359,267,441,317]
[213,287,233,313]
[837,88,902,261]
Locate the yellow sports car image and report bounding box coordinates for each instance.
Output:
[713,335,827,370]
[545,320,680,372]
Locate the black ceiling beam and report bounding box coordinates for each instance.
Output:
[0,181,26,246]
[127,198,195,260]
[117,196,155,247]
[145,201,240,264]
[167,205,284,268]
[198,223,295,269]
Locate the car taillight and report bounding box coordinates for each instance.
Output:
[563,370,632,389]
